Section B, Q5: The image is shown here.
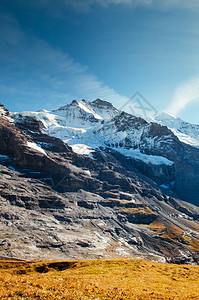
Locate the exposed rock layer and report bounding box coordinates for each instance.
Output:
[0,103,199,263]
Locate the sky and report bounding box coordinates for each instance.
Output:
[0,0,199,123]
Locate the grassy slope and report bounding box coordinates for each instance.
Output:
[0,259,199,299]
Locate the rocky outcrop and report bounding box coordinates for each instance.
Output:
[1,163,199,263]
[14,114,45,133]
[12,99,199,205]
[0,117,101,193]
[97,111,199,205]
[0,103,10,117]
[0,103,199,263]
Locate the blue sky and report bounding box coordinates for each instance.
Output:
[0,0,199,123]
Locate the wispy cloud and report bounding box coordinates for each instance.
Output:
[0,14,128,111]
[95,0,199,10]
[19,0,199,14]
[166,77,199,116]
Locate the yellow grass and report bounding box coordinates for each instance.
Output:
[0,259,199,299]
[149,218,199,252]
[115,206,155,216]
[189,238,199,252]
[150,218,166,235]
[161,222,184,239]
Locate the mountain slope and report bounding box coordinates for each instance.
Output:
[12,99,199,205]
[155,112,199,148]
[0,102,199,263]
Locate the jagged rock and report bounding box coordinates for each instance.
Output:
[0,103,199,264]
[0,103,10,117]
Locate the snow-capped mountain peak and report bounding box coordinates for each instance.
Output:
[51,99,119,127]
[155,112,199,148]
[2,101,199,263]
[90,98,119,120]
[8,99,199,205]
[155,112,177,123]
[52,99,102,125]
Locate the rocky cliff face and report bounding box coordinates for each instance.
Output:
[12,99,199,205]
[0,102,199,263]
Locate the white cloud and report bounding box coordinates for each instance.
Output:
[0,14,128,111]
[20,0,199,13]
[166,77,199,116]
[97,0,199,10]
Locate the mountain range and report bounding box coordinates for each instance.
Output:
[0,99,199,264]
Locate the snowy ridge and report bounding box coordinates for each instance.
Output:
[90,99,119,120]
[77,100,102,120]
[12,99,175,166]
[155,112,199,148]
[52,100,103,127]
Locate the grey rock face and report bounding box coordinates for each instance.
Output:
[0,104,199,263]
[97,112,199,205]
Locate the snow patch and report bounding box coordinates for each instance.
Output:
[27,142,47,155]
[84,170,91,176]
[114,148,174,166]
[70,144,94,156]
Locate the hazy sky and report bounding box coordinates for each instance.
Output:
[0,0,199,123]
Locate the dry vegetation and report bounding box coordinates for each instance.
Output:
[150,218,166,235]
[149,218,199,252]
[0,259,199,299]
[115,206,154,214]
